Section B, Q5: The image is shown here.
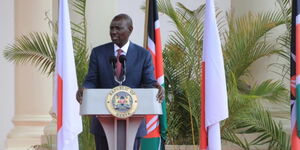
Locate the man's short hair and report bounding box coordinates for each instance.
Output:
[113,14,133,27]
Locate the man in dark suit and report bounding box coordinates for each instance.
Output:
[76,14,164,150]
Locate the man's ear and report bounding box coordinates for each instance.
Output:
[128,25,133,33]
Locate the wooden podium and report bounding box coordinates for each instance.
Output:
[80,88,162,150]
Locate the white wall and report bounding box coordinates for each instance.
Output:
[0,0,15,149]
[231,0,281,15]
[84,0,230,49]
[86,0,117,49]
[115,0,146,46]
[114,0,230,48]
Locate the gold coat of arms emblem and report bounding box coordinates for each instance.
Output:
[106,86,138,118]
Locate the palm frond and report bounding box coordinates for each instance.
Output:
[224,11,286,79]
[165,102,184,144]
[71,0,87,50]
[3,32,56,75]
[72,0,86,15]
[248,80,287,103]
[222,128,250,150]
[158,0,290,147]
[274,5,290,83]
[157,0,181,27]
[276,0,291,29]
[268,50,290,82]
[239,107,290,150]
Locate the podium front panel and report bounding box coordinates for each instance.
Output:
[80,88,162,115]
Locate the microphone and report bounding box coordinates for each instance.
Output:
[119,55,126,65]
[109,56,117,75]
[119,55,127,76]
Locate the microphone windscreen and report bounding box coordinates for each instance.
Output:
[119,55,127,63]
[109,56,117,63]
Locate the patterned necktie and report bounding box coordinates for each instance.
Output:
[116,49,123,79]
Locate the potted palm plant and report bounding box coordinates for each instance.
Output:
[157,0,290,149]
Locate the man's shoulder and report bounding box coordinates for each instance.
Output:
[129,42,150,54]
[130,42,145,50]
[93,42,113,50]
[91,42,113,55]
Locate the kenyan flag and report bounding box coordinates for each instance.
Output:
[291,0,300,148]
[141,0,167,149]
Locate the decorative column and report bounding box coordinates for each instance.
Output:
[6,0,53,149]
[0,0,15,149]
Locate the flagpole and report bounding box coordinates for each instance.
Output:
[143,0,149,48]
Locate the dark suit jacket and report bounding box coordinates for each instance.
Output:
[83,42,157,137]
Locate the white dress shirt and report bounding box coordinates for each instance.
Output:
[114,40,130,56]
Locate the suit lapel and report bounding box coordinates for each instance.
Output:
[108,42,114,57]
[126,43,136,73]
[106,43,118,86]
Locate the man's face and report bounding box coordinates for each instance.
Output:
[110,18,132,47]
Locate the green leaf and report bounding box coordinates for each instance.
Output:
[3,32,56,76]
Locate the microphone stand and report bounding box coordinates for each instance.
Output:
[110,55,127,85]
[116,55,126,85]
[110,56,123,85]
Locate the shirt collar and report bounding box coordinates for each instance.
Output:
[114,41,130,55]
